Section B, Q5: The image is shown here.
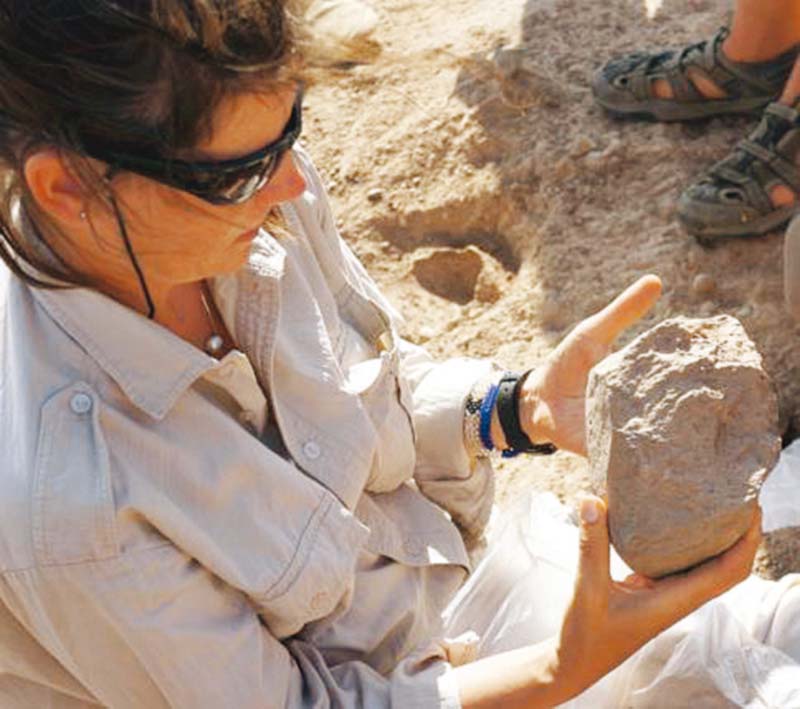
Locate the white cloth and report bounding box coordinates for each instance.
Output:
[444,492,800,708]
[759,438,800,532]
[302,0,380,65]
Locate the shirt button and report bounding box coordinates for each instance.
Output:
[310,591,328,613]
[403,537,424,557]
[302,441,321,460]
[238,411,257,430]
[69,393,93,415]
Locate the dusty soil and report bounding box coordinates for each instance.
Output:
[302,0,800,572]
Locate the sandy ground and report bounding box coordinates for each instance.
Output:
[302,0,800,574]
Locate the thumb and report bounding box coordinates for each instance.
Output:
[574,496,611,601]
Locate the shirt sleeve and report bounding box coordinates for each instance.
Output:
[291,145,498,541]
[0,544,462,709]
[395,338,498,541]
[330,239,499,539]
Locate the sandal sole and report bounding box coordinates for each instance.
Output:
[594,94,771,122]
[680,205,798,245]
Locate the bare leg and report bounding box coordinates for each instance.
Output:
[769,57,800,207]
[725,0,800,61]
[653,0,800,100]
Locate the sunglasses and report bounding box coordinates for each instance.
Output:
[86,91,303,205]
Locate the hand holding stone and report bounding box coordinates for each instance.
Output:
[519,275,662,455]
[553,496,762,700]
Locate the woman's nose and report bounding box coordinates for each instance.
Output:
[258,151,306,207]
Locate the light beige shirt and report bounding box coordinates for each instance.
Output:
[0,147,497,708]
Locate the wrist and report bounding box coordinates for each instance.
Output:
[455,636,570,709]
[518,368,555,445]
[490,404,507,451]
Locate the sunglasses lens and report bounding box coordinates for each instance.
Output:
[221,154,281,203]
[182,154,278,204]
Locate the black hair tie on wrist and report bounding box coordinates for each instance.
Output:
[495,371,557,457]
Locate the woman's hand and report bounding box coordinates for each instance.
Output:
[554,496,763,699]
[455,495,761,709]
[519,274,663,455]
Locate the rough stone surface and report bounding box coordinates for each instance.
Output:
[754,527,800,581]
[586,315,781,578]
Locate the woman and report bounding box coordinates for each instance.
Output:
[0,2,762,707]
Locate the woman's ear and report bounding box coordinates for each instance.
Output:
[23,150,87,225]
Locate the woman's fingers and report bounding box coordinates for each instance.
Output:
[583,275,662,347]
[688,506,763,595]
[573,497,611,605]
[642,505,762,616]
[619,573,655,591]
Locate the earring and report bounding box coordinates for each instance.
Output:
[79,211,87,221]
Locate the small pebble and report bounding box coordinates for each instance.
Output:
[418,325,436,341]
[583,150,610,172]
[570,135,595,158]
[656,198,674,221]
[539,298,565,328]
[685,246,703,272]
[552,156,576,180]
[692,273,716,297]
[367,188,384,203]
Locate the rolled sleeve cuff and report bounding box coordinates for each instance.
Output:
[412,357,497,476]
[391,657,461,709]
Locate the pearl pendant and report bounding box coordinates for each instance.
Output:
[205,333,224,356]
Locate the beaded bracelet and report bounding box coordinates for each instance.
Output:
[478,382,501,451]
[464,369,558,459]
[463,372,502,458]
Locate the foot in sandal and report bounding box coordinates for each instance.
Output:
[592,28,798,122]
[678,100,800,242]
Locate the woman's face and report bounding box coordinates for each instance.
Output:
[84,87,307,286]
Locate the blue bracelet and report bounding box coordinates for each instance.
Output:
[479,382,500,451]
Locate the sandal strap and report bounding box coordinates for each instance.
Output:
[624,28,797,103]
[708,162,774,214]
[664,65,703,103]
[705,101,800,215]
[706,31,793,97]
[739,139,800,191]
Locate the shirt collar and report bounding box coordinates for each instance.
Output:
[30,232,287,421]
[32,284,218,420]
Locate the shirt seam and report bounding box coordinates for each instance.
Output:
[257,493,334,603]
[0,542,175,575]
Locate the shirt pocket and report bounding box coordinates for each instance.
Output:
[253,492,370,639]
[355,487,470,572]
[32,382,118,566]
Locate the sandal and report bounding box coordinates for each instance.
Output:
[677,101,800,241]
[593,28,798,122]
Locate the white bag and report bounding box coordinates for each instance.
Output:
[760,438,800,533]
[443,486,800,708]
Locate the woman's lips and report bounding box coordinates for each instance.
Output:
[236,227,260,242]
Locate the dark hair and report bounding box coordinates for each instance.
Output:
[0,0,302,288]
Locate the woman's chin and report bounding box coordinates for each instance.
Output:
[221,247,253,272]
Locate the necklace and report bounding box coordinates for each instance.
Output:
[199,282,225,357]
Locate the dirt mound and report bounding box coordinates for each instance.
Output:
[304,0,800,572]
